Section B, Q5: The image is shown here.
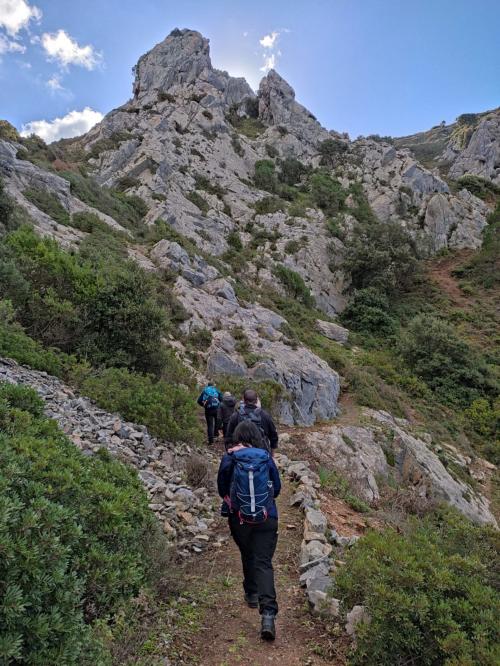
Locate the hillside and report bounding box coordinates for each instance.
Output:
[0,27,498,666]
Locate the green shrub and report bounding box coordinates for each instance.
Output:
[464,398,499,438]
[23,187,70,225]
[334,508,500,665]
[0,119,20,142]
[0,177,14,232]
[227,109,265,138]
[342,288,397,336]
[254,159,277,193]
[400,314,497,407]
[80,367,201,443]
[212,375,286,417]
[317,138,348,166]
[318,467,370,512]
[88,131,133,159]
[227,230,243,251]
[60,171,148,230]
[273,264,313,306]
[193,173,226,198]
[254,197,286,215]
[0,226,174,374]
[0,301,71,375]
[187,191,209,215]
[309,171,347,215]
[456,175,500,200]
[284,239,301,255]
[0,385,162,663]
[278,158,308,186]
[71,211,110,234]
[186,328,213,350]
[343,219,419,297]
[454,202,499,289]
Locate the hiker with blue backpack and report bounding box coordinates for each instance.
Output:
[224,389,278,454]
[197,381,223,445]
[217,419,281,640]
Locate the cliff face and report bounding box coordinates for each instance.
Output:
[0,28,497,427]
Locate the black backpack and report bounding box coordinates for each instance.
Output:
[238,405,271,451]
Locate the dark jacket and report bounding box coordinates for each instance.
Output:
[224,403,279,450]
[197,386,222,409]
[217,449,281,519]
[218,395,237,425]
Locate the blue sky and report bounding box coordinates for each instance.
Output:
[1,0,499,142]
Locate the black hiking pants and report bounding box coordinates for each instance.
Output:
[205,407,219,443]
[229,515,278,615]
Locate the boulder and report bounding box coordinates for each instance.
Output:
[316,319,349,344]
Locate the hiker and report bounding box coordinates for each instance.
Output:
[217,420,281,640]
[197,381,223,445]
[218,391,237,438]
[224,388,278,453]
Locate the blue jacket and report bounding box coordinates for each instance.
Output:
[217,449,281,519]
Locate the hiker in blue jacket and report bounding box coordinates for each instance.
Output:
[197,381,223,445]
[217,420,281,640]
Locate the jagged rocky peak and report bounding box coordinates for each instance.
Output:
[258,68,342,146]
[133,29,211,99]
[132,27,254,107]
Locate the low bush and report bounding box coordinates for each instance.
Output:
[309,171,347,216]
[1,226,170,374]
[318,467,370,512]
[453,202,499,289]
[334,507,500,665]
[71,211,111,234]
[456,175,500,200]
[80,367,201,444]
[317,138,348,166]
[343,218,420,298]
[187,191,209,215]
[278,158,308,186]
[341,288,398,336]
[0,384,162,663]
[60,171,148,231]
[23,187,70,225]
[273,264,313,306]
[212,375,286,417]
[193,173,226,199]
[400,313,497,407]
[254,196,286,216]
[254,159,277,193]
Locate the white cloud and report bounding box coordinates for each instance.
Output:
[46,74,63,91]
[0,32,25,53]
[259,31,278,49]
[0,0,41,36]
[260,53,276,73]
[21,107,103,142]
[41,29,101,69]
[242,31,248,37]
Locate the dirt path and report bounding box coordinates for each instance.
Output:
[171,459,347,666]
[427,250,474,307]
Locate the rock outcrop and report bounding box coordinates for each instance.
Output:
[298,409,496,526]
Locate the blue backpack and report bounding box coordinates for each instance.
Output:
[230,448,274,523]
[203,386,220,409]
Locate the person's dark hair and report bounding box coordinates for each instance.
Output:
[208,381,214,386]
[243,388,258,405]
[233,421,265,449]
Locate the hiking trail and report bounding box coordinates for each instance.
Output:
[168,439,360,666]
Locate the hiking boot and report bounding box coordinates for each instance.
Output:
[260,613,276,641]
[244,592,259,608]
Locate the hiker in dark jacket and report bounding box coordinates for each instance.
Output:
[217,420,281,640]
[197,381,223,445]
[218,391,237,437]
[224,388,278,453]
